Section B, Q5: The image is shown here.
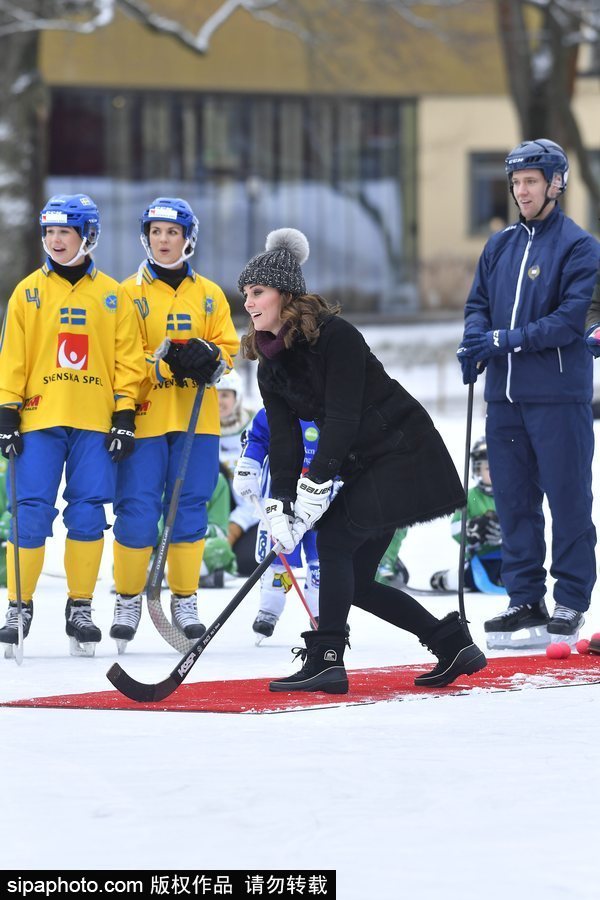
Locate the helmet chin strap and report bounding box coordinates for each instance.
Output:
[43,235,93,267]
[141,233,194,269]
[512,183,557,222]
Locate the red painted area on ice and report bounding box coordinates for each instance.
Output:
[3,654,600,714]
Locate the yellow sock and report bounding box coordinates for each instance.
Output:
[65,537,104,599]
[7,543,45,602]
[167,540,205,596]
[113,541,153,596]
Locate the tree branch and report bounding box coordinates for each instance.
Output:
[0,0,115,37]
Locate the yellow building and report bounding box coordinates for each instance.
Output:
[40,1,600,314]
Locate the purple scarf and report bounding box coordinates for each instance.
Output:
[255,321,292,359]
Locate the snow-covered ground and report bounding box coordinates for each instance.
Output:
[1,332,600,899]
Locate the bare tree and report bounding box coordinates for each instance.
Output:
[496,0,600,211]
[0,0,472,302]
[1,0,599,303]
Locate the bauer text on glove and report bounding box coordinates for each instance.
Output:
[294,476,333,529]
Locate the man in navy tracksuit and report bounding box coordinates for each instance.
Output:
[457,139,600,649]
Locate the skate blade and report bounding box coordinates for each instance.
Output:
[115,639,130,655]
[3,643,15,660]
[254,634,267,646]
[549,631,581,647]
[69,637,97,657]
[486,626,549,651]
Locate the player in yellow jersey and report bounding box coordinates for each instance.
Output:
[110,198,240,648]
[0,194,145,657]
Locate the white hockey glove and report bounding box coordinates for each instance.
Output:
[294,475,334,529]
[264,499,305,554]
[232,457,262,501]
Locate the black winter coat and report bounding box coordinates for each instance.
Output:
[258,315,465,531]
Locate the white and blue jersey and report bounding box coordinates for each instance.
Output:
[241,408,320,568]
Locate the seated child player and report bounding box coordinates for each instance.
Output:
[217,369,261,577]
[199,468,238,588]
[233,408,320,642]
[376,528,409,588]
[430,437,503,593]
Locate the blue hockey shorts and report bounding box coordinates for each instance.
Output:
[9,427,115,547]
[113,432,220,548]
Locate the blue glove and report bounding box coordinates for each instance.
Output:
[460,329,522,362]
[456,348,486,385]
[585,322,600,358]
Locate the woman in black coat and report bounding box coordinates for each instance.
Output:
[236,228,486,694]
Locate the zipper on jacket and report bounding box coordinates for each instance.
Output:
[506,223,534,402]
[557,347,563,373]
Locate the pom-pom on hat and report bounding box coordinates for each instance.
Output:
[238,227,309,296]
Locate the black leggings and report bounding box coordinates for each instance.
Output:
[316,498,438,638]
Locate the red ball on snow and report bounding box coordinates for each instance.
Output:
[546,642,571,659]
[575,639,590,655]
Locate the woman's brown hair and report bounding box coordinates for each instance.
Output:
[241,292,341,360]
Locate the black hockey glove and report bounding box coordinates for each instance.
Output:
[175,339,224,386]
[466,511,501,547]
[0,407,24,459]
[481,511,502,546]
[162,341,189,388]
[105,409,136,462]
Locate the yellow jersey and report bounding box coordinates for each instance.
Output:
[120,263,240,438]
[0,261,145,433]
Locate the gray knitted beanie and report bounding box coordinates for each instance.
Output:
[238,228,309,295]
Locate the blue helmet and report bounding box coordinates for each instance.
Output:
[505,139,569,193]
[40,194,100,252]
[140,197,199,262]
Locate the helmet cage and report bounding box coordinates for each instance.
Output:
[470,438,492,492]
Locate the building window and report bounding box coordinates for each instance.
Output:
[48,88,417,314]
[469,152,509,236]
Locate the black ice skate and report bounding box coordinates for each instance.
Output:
[547,604,584,646]
[110,593,143,654]
[0,601,33,659]
[430,570,450,591]
[484,599,550,650]
[170,593,206,639]
[252,610,279,645]
[65,598,102,657]
[200,569,225,589]
[269,630,349,694]
[415,612,487,688]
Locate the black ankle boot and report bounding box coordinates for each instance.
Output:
[415,612,487,688]
[269,630,349,694]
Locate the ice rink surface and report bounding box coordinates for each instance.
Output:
[1,347,600,899]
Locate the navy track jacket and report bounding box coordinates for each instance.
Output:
[464,204,600,403]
